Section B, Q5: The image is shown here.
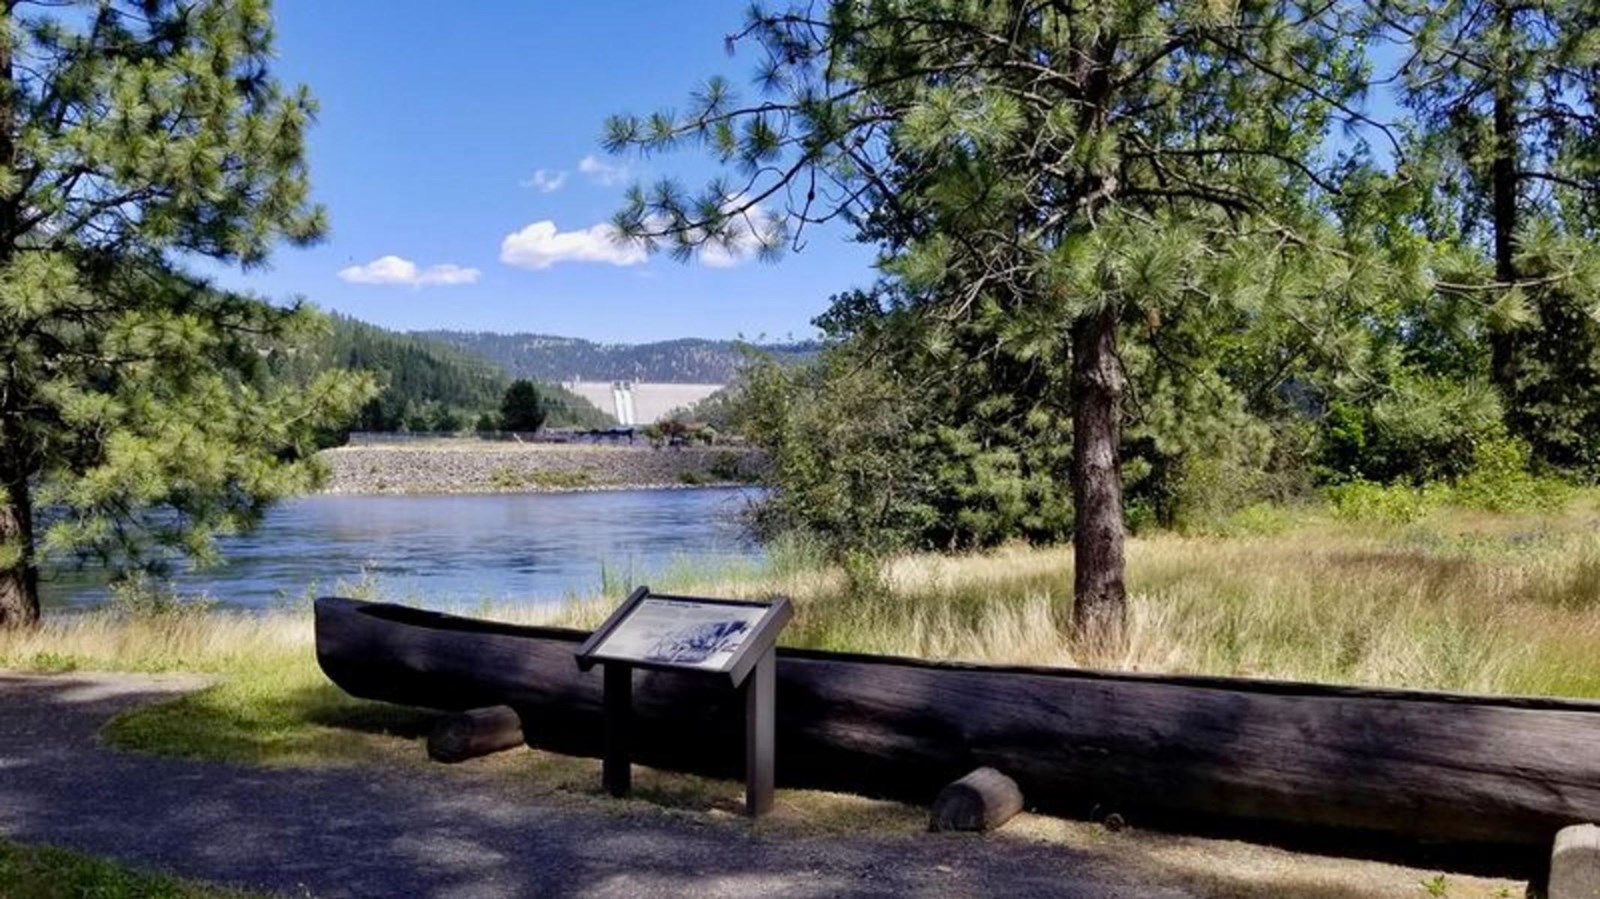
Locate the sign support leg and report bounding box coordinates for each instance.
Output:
[744,650,776,817]
[603,663,632,797]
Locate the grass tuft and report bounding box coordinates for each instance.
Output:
[0,838,260,898]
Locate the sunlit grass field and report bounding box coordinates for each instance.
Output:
[535,496,1600,698]
[2,494,1597,771]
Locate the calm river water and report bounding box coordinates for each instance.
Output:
[41,487,765,611]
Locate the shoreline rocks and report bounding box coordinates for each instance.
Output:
[316,443,765,495]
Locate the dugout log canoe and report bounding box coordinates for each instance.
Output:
[314,596,1600,872]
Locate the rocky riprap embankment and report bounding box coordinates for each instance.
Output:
[317,442,764,494]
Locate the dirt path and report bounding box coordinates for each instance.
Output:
[0,674,1520,899]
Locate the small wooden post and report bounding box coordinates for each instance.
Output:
[426,706,524,763]
[744,650,776,817]
[929,767,1025,832]
[602,664,632,797]
[1550,823,1600,899]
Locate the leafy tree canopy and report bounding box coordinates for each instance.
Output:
[0,0,371,627]
[606,0,1395,642]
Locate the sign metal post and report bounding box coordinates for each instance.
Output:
[601,662,632,797]
[744,651,776,816]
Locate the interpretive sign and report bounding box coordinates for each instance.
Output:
[575,586,792,816]
[576,587,791,686]
[587,597,770,672]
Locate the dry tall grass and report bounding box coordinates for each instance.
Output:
[522,499,1600,697]
[0,607,310,674]
[4,498,1598,698]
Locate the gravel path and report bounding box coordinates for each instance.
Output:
[0,673,1187,899]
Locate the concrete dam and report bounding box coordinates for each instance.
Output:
[561,381,724,426]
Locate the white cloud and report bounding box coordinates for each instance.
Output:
[699,201,781,268]
[499,202,780,273]
[520,169,567,192]
[499,220,648,270]
[577,154,629,186]
[337,255,481,287]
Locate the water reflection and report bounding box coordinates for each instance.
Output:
[43,487,764,611]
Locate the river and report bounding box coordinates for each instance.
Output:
[41,487,765,611]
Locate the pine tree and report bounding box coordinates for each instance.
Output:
[1381,0,1600,469]
[0,1,370,627]
[499,380,549,433]
[604,0,1375,645]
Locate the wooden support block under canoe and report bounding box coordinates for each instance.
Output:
[427,706,524,763]
[929,767,1024,832]
[314,597,1600,875]
[1550,824,1600,899]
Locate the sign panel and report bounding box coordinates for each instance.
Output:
[589,597,770,672]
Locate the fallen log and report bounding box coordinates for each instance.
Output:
[427,706,524,763]
[315,596,1600,873]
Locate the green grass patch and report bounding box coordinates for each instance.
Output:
[0,838,260,899]
[102,660,436,767]
[488,467,593,490]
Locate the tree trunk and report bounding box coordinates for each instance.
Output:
[0,468,39,629]
[1069,302,1126,648]
[0,8,32,630]
[1488,0,1520,396]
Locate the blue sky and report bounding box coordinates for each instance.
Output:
[209,1,879,343]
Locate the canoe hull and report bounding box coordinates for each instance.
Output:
[315,597,1600,873]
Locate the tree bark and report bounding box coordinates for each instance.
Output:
[0,466,39,629]
[1488,0,1521,396]
[1070,302,1127,648]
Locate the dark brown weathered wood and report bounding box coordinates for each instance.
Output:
[427,706,524,763]
[930,767,1024,832]
[315,597,1600,873]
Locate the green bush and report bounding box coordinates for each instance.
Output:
[1324,479,1440,524]
[106,573,217,619]
[1324,436,1573,522]
[708,451,748,482]
[1319,377,1504,484]
[1450,437,1572,511]
[738,344,1072,559]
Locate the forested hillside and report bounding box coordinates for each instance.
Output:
[417,331,816,383]
[272,315,609,432]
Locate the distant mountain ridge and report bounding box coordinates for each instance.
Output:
[274,315,612,432]
[415,330,818,384]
